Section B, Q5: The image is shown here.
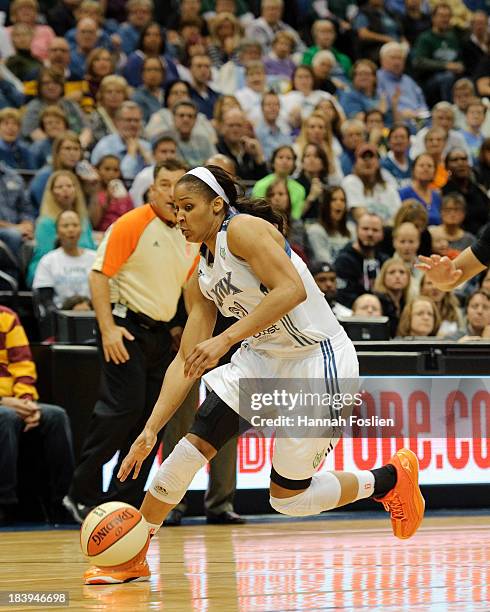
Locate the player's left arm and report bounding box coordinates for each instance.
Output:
[416,222,490,290]
[184,216,307,378]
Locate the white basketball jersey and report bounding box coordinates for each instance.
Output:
[198,215,345,355]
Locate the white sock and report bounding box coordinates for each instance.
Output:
[355,470,375,500]
[146,521,161,537]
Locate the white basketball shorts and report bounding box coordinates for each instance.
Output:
[203,329,359,482]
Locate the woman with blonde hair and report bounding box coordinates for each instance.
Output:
[207,12,242,68]
[294,111,342,185]
[39,171,87,219]
[393,198,429,231]
[89,75,130,144]
[29,131,85,211]
[419,274,463,337]
[27,170,95,285]
[374,257,412,336]
[380,198,432,257]
[397,296,441,338]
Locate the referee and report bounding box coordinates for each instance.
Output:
[64,159,198,522]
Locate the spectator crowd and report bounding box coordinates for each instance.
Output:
[2,0,490,527]
[0,0,489,335]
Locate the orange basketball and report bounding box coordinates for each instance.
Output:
[80,502,149,567]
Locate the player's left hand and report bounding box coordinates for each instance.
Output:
[184,335,230,378]
[415,255,463,287]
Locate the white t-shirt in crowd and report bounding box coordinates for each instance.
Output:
[341,172,401,224]
[33,247,96,308]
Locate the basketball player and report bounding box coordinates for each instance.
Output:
[84,166,425,584]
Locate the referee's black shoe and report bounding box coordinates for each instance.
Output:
[48,501,79,526]
[206,511,246,525]
[62,495,92,524]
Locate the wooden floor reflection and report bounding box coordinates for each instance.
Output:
[0,514,489,611]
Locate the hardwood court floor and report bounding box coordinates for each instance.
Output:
[1,514,489,612]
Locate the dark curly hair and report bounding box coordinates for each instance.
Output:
[177,165,285,234]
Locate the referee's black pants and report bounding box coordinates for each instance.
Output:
[68,315,173,508]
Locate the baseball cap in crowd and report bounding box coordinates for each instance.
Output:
[355,142,378,159]
[309,261,335,277]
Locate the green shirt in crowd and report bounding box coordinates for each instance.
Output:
[302,45,352,78]
[412,29,461,77]
[252,174,306,221]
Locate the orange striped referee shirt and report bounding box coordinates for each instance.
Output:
[92,205,199,322]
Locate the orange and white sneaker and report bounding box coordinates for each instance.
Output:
[374,448,425,539]
[84,541,151,585]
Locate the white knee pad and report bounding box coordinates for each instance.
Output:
[149,437,207,504]
[270,472,341,517]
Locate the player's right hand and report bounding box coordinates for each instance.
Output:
[117,428,157,482]
[102,325,135,364]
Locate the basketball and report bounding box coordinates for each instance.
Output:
[80,502,149,567]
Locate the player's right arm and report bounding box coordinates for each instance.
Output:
[117,267,217,481]
[146,268,217,434]
[416,222,490,290]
